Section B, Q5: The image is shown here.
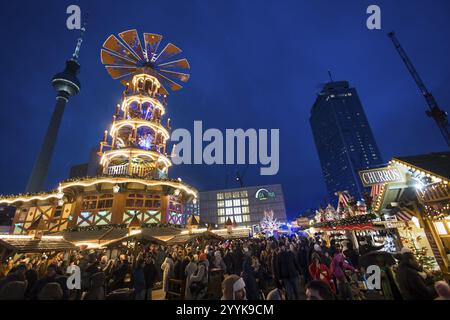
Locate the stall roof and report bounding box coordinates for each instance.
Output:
[166,231,224,245]
[0,237,77,253]
[394,152,450,181]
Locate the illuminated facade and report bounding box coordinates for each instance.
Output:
[199,184,287,228]
[0,30,197,235]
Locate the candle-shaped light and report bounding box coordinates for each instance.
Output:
[167,118,171,129]
[103,130,108,143]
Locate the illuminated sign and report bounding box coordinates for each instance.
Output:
[359,167,405,187]
[255,188,275,200]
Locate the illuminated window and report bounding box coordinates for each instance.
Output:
[219,217,225,224]
[233,192,240,198]
[226,208,233,216]
[217,201,224,208]
[224,192,232,199]
[242,206,249,214]
[234,207,241,215]
[54,207,62,218]
[225,200,233,207]
[217,193,224,200]
[235,215,242,223]
[233,199,241,207]
[242,215,250,222]
[240,191,248,197]
[435,222,448,235]
[83,196,98,210]
[97,194,114,209]
[218,208,225,216]
[241,199,249,206]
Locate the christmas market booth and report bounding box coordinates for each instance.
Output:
[372,152,450,277]
[308,194,403,254]
[0,215,77,262]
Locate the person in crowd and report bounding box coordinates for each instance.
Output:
[161,252,174,299]
[231,243,244,276]
[330,246,357,300]
[277,242,301,300]
[395,251,437,300]
[184,254,198,299]
[30,264,59,300]
[213,250,227,272]
[343,241,359,268]
[189,252,209,300]
[143,255,157,300]
[0,263,27,292]
[306,280,335,300]
[110,254,130,292]
[434,281,450,300]
[221,274,246,300]
[308,252,335,293]
[132,259,146,300]
[241,255,259,300]
[266,280,286,300]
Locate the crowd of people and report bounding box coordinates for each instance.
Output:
[1,235,450,300]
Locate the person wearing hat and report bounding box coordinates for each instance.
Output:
[221,274,246,300]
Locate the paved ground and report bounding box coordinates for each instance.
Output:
[152,288,166,300]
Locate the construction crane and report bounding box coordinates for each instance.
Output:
[388,31,450,147]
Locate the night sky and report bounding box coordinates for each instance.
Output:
[0,0,449,220]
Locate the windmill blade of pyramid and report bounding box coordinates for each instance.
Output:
[157,73,183,91]
[158,85,169,96]
[103,35,140,62]
[105,66,137,80]
[158,70,190,83]
[101,49,137,66]
[118,29,146,61]
[154,43,182,64]
[144,33,163,58]
[157,58,190,70]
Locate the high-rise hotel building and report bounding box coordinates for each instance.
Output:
[310,81,383,203]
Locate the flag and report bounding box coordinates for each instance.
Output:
[370,184,383,199]
[336,191,350,212]
[396,210,413,221]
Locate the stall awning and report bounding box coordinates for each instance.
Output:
[0,236,77,253]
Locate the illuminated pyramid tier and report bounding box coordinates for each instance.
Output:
[99,73,172,178]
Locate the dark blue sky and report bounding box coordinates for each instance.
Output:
[0,0,449,220]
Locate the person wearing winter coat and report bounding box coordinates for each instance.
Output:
[132,259,146,300]
[189,253,209,300]
[241,256,259,300]
[213,251,227,272]
[110,255,130,292]
[184,254,198,299]
[161,254,174,298]
[395,252,436,300]
[221,274,246,300]
[308,252,335,293]
[143,256,157,300]
[231,244,244,276]
[330,249,356,300]
[277,243,300,300]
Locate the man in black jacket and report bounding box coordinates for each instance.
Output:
[395,252,436,300]
[143,256,157,300]
[277,242,300,300]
